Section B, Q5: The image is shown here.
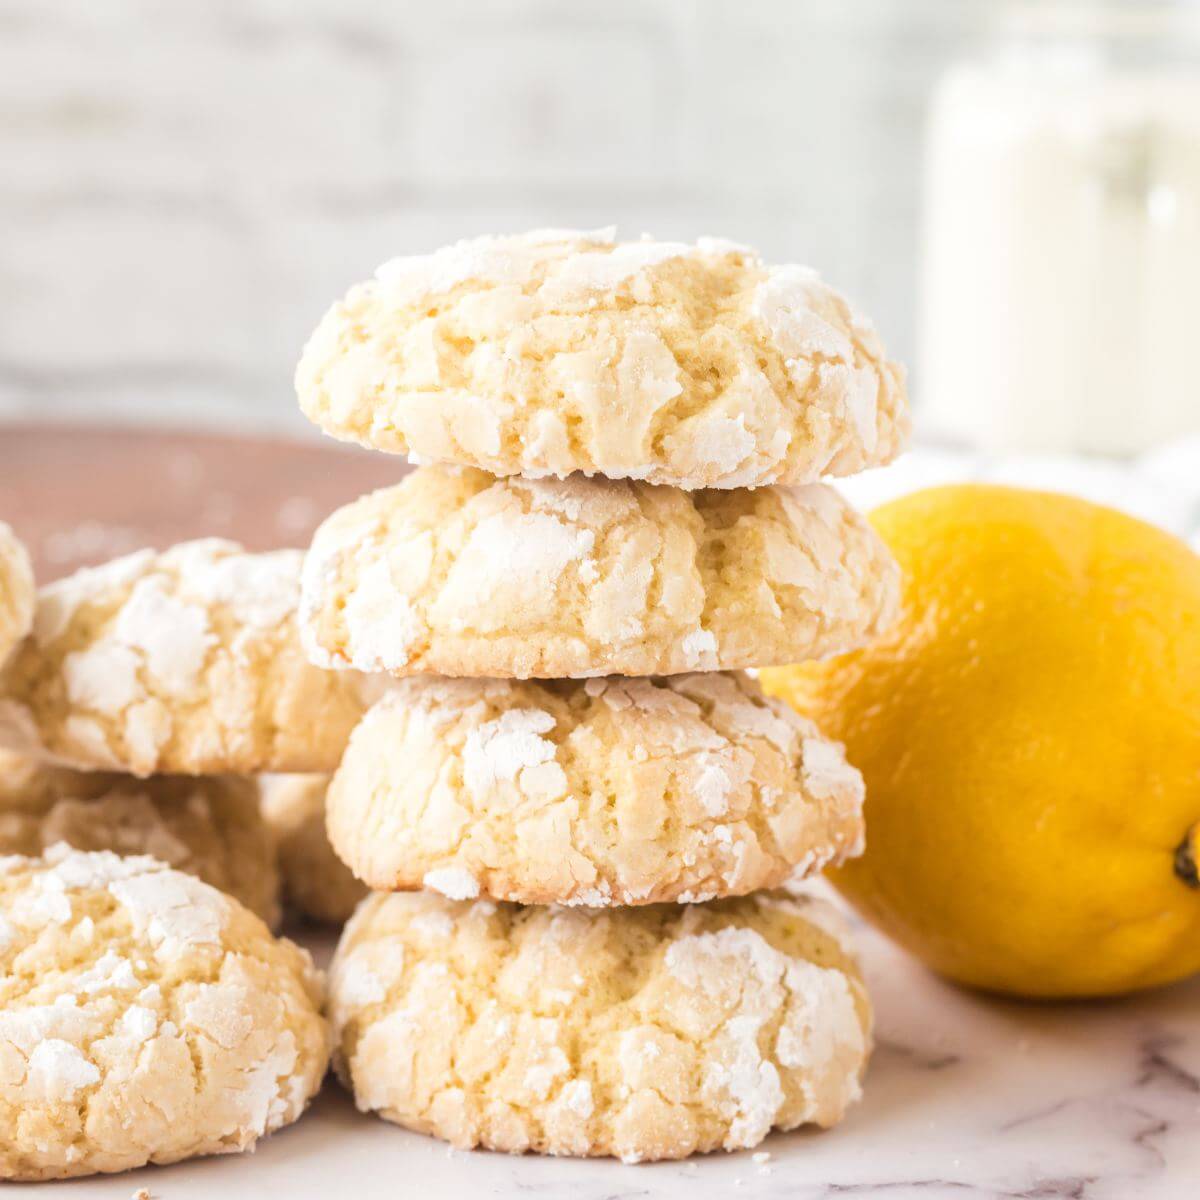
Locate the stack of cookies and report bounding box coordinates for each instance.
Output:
[0,530,352,1179]
[295,229,909,1163]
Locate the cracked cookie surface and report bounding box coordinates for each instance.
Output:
[0,539,379,776]
[260,773,366,925]
[328,673,864,906]
[0,845,329,1181]
[0,753,281,927]
[296,229,908,489]
[0,522,34,669]
[300,467,899,679]
[329,888,871,1161]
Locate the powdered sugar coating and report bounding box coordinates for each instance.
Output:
[300,467,900,679]
[421,867,481,901]
[328,673,864,906]
[0,539,378,775]
[0,523,34,669]
[329,889,870,1161]
[0,754,281,926]
[296,230,908,489]
[0,846,329,1181]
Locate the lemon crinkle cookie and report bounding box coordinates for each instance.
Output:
[0,845,329,1180]
[0,538,378,776]
[260,773,366,924]
[0,522,34,667]
[329,888,871,1161]
[0,752,281,926]
[296,228,908,489]
[329,672,864,906]
[301,467,899,678]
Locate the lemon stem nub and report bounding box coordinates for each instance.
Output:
[1175,826,1199,890]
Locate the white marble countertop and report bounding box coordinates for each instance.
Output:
[16,909,1197,1200]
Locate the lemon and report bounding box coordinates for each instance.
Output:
[762,484,1200,998]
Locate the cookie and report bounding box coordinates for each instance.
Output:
[296,229,908,489]
[328,672,864,906]
[0,752,281,927]
[0,845,329,1180]
[329,888,871,1161]
[0,539,379,776]
[301,467,900,678]
[260,774,366,925]
[0,522,34,668]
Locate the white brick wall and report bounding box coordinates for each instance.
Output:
[0,0,982,434]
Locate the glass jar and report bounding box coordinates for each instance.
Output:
[919,0,1200,454]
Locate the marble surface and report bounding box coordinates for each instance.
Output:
[12,912,1196,1200]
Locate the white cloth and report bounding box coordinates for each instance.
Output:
[839,434,1200,551]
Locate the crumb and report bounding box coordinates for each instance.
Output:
[752,1151,771,1164]
[133,1188,152,1200]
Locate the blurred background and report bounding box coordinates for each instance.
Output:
[3,0,958,433]
[1,0,1197,522]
